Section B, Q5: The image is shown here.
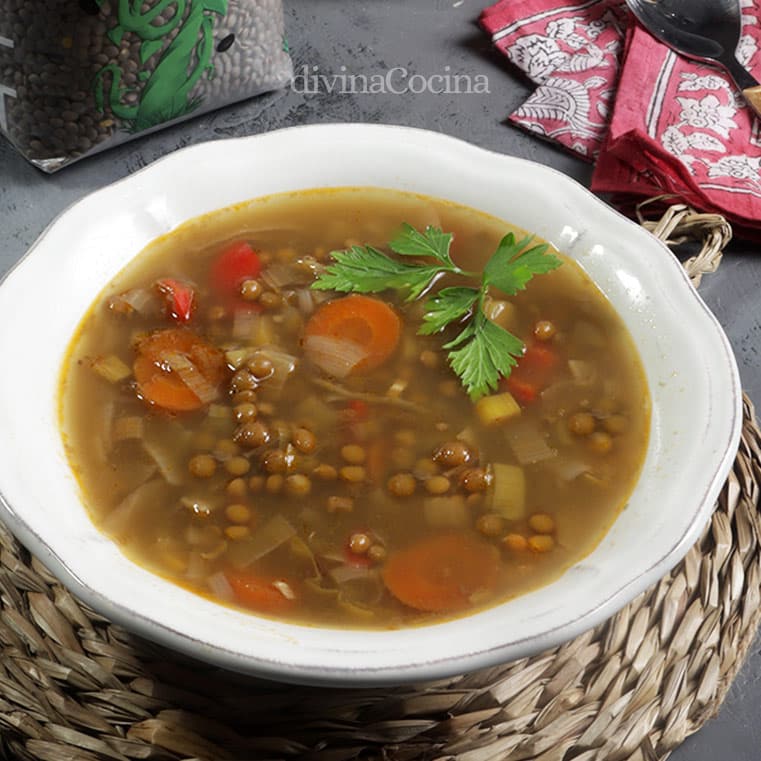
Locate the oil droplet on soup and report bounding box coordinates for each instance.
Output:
[59,188,650,629]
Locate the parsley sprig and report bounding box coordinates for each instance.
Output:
[312,224,562,400]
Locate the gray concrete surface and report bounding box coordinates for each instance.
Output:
[1,0,760,756]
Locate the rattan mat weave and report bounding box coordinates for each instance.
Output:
[0,208,757,761]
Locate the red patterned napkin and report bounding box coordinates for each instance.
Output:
[480,0,761,234]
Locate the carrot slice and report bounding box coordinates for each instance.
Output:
[304,295,401,373]
[224,570,296,614]
[134,328,228,412]
[382,533,501,613]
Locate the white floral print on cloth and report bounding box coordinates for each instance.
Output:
[479,0,629,159]
[592,4,761,232]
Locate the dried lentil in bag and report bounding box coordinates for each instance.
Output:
[0,0,292,172]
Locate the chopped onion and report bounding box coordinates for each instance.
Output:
[424,495,470,528]
[232,309,260,340]
[110,288,156,316]
[185,553,210,582]
[506,422,557,465]
[488,463,526,520]
[163,352,218,404]
[208,571,235,602]
[303,335,369,379]
[261,262,293,290]
[296,288,315,315]
[255,347,297,393]
[143,437,185,485]
[568,359,596,386]
[272,579,296,600]
[113,416,144,442]
[226,515,296,569]
[552,460,590,482]
[103,479,167,538]
[225,349,249,370]
[89,355,131,384]
[329,564,372,585]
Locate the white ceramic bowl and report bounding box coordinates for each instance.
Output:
[0,124,742,686]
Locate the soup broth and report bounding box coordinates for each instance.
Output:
[60,188,650,629]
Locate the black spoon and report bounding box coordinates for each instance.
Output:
[626,0,761,119]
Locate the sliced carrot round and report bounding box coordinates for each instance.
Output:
[304,295,401,373]
[224,571,296,614]
[382,533,501,613]
[134,328,227,412]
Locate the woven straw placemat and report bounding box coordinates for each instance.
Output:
[0,207,757,761]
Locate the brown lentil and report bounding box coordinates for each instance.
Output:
[225,456,251,476]
[434,440,473,468]
[265,474,284,494]
[263,449,287,474]
[225,525,251,541]
[232,389,258,406]
[225,504,251,524]
[533,320,557,342]
[340,465,366,484]
[231,369,257,392]
[248,475,265,493]
[233,402,258,424]
[341,444,366,465]
[419,349,439,369]
[234,421,271,448]
[214,438,240,458]
[313,463,338,481]
[466,493,484,509]
[188,454,216,479]
[528,513,555,534]
[326,495,354,513]
[588,431,613,455]
[568,412,596,437]
[387,472,416,498]
[476,513,505,538]
[240,279,263,301]
[461,467,490,493]
[226,478,248,499]
[367,544,387,562]
[260,291,282,310]
[528,534,555,553]
[285,474,312,497]
[394,429,416,448]
[293,427,316,454]
[425,475,451,495]
[503,533,528,552]
[348,532,372,555]
[247,354,274,379]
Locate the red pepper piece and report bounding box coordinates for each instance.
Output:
[155,278,195,323]
[211,241,262,305]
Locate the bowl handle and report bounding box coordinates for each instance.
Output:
[635,197,732,289]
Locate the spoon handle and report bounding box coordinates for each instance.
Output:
[722,55,761,120]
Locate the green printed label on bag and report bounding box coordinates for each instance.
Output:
[93,0,227,133]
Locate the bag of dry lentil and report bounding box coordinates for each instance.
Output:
[0,0,292,172]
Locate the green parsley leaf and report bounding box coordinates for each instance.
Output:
[483,233,562,296]
[389,223,456,268]
[445,310,524,400]
[311,223,563,401]
[312,246,442,301]
[420,287,479,335]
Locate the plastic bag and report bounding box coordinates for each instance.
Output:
[0,0,292,172]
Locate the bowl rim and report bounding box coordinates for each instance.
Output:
[0,123,743,685]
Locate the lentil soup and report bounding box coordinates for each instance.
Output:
[59,188,650,629]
